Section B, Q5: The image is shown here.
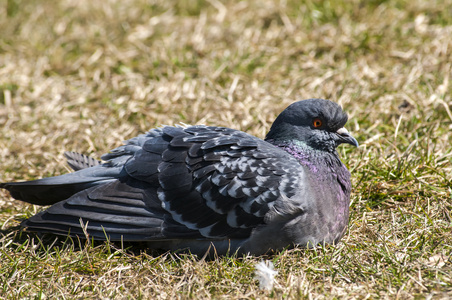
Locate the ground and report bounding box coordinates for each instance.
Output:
[0,0,451,299]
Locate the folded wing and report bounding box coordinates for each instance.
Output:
[13,125,305,243]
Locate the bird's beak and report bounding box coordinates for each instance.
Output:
[336,127,359,147]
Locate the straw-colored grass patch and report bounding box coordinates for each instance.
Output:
[1,0,451,298]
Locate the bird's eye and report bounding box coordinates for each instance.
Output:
[312,118,322,128]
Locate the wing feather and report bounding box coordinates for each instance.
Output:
[20,125,305,243]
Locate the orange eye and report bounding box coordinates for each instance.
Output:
[312,118,322,128]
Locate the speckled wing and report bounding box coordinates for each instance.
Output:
[23,125,305,242]
[122,125,303,240]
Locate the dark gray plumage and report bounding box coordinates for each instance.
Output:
[0,99,358,255]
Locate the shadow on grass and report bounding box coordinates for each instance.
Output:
[0,224,171,259]
[0,224,287,264]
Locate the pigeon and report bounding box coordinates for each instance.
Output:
[0,99,358,255]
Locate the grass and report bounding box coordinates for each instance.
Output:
[0,0,451,298]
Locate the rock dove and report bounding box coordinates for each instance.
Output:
[0,99,358,255]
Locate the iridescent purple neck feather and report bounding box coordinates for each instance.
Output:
[266,138,352,196]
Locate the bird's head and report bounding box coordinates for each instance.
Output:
[265,99,358,153]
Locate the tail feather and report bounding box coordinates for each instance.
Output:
[0,180,114,206]
[0,164,124,206]
[64,151,102,171]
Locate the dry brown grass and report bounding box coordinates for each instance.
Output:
[1,0,451,298]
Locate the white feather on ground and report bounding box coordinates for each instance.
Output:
[254,260,278,291]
